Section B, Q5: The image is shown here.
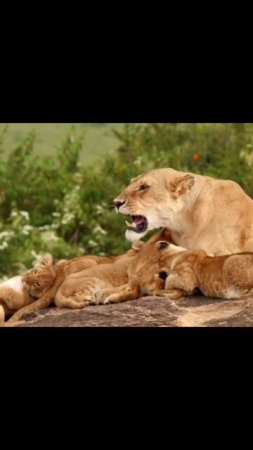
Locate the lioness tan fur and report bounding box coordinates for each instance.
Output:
[114,168,253,255]
[156,241,253,300]
[7,246,143,323]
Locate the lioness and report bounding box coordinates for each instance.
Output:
[155,241,253,300]
[114,168,253,255]
[7,245,143,323]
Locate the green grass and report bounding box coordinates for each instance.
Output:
[0,123,124,165]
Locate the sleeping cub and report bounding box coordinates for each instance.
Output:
[156,241,253,300]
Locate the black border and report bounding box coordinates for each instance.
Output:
[1,82,253,378]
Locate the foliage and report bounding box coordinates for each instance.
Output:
[1,123,253,278]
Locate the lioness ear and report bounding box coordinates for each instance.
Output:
[168,174,195,196]
[155,241,170,250]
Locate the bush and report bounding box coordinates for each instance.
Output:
[1,123,253,278]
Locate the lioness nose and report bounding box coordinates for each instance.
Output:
[114,200,125,209]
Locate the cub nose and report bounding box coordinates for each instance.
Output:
[114,200,126,209]
[159,271,169,280]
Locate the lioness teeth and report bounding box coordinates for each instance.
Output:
[125,220,137,228]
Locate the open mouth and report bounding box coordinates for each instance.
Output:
[125,215,148,233]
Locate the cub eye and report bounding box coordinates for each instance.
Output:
[139,184,149,192]
[35,281,40,287]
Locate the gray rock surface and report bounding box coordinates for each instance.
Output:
[15,294,253,327]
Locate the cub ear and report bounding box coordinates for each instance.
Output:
[159,228,172,242]
[131,241,144,251]
[168,174,195,196]
[40,253,53,266]
[155,241,170,250]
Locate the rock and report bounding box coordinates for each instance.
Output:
[14,294,253,327]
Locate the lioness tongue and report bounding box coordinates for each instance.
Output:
[134,216,144,225]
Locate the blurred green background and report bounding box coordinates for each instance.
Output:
[1,123,124,165]
[0,123,253,278]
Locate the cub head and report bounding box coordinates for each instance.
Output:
[155,240,188,279]
[22,254,56,299]
[113,168,196,242]
[127,229,173,268]
[155,240,187,255]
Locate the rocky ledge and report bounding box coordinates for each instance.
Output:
[14,294,253,327]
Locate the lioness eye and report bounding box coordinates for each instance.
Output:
[139,184,149,191]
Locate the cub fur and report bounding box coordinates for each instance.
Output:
[7,230,170,322]
[7,246,143,323]
[156,241,253,300]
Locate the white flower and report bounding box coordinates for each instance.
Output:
[88,240,98,247]
[133,156,143,167]
[41,231,60,243]
[31,250,39,259]
[0,241,8,250]
[61,212,75,225]
[95,205,106,214]
[38,225,51,231]
[21,225,33,235]
[94,224,107,235]
[20,211,30,221]
[0,230,14,240]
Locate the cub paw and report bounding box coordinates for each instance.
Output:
[94,291,108,304]
[103,298,111,305]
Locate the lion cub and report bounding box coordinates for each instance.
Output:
[7,246,143,323]
[93,228,172,304]
[7,230,170,323]
[156,241,253,300]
